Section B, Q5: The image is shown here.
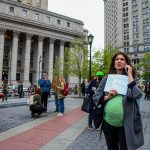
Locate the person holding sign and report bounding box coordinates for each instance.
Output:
[93,52,144,150]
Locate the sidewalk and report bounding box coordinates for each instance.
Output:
[0,97,150,150]
[0,95,89,150]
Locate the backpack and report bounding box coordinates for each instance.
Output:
[62,83,69,96]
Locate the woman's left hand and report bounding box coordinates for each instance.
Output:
[125,64,134,83]
[124,64,132,75]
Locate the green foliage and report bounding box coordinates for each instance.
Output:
[92,45,118,76]
[52,38,89,83]
[103,45,119,74]
[53,56,63,76]
[137,52,150,80]
[69,38,89,79]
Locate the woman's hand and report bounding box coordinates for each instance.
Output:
[104,90,118,101]
[124,64,134,83]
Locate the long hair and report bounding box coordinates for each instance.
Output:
[52,76,59,91]
[58,76,66,85]
[109,52,138,78]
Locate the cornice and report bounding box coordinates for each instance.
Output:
[1,0,84,25]
[0,13,84,38]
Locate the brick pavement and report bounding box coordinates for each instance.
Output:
[67,100,150,150]
[0,97,150,150]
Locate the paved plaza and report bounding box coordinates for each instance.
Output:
[0,96,150,150]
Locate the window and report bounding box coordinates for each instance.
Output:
[67,22,70,27]
[17,60,21,67]
[57,19,61,25]
[22,10,27,17]
[47,16,50,23]
[3,59,8,66]
[134,47,139,52]
[4,52,8,58]
[124,48,129,53]
[9,7,14,13]
[35,13,39,20]
[18,48,22,55]
[30,62,33,68]
[16,73,20,81]
[144,45,150,51]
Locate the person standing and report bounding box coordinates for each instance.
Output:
[38,73,51,112]
[56,76,66,116]
[80,80,85,97]
[144,83,148,100]
[93,52,144,150]
[87,72,103,130]
[2,80,8,102]
[18,81,23,98]
[52,76,59,112]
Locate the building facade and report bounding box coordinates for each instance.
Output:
[0,0,87,87]
[104,0,150,65]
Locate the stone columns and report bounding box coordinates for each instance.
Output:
[48,38,55,81]
[36,36,44,81]
[59,40,65,74]
[0,29,6,85]
[10,31,20,85]
[23,33,32,87]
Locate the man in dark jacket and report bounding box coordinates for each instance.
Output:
[38,73,51,112]
[87,72,103,130]
[18,82,23,98]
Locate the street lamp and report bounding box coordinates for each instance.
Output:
[39,55,42,79]
[88,33,94,80]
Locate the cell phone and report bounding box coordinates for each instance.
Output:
[124,64,128,73]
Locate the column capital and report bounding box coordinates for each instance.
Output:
[60,40,66,45]
[13,31,20,37]
[26,33,33,40]
[0,28,6,35]
[49,38,55,43]
[38,36,44,41]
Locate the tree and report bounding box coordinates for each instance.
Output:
[53,56,63,76]
[137,52,150,80]
[102,45,119,74]
[92,45,118,76]
[68,38,89,96]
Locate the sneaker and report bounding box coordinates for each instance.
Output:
[57,113,63,116]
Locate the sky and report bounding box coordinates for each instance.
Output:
[48,0,104,50]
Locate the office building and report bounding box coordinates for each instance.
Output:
[104,0,150,65]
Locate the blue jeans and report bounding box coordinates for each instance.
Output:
[54,93,58,111]
[58,98,64,113]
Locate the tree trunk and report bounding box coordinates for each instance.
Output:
[79,75,81,97]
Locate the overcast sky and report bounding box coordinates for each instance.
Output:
[48,0,104,50]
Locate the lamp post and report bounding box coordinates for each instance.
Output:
[39,55,42,79]
[88,33,94,80]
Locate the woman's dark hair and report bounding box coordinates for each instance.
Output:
[109,52,138,78]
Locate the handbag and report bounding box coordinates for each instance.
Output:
[93,103,105,129]
[81,95,92,113]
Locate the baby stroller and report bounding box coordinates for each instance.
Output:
[27,89,46,118]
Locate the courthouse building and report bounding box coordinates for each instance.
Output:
[0,0,87,87]
[104,0,150,65]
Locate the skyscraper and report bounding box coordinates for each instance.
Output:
[104,0,150,65]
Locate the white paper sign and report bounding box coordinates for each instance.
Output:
[104,74,129,95]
